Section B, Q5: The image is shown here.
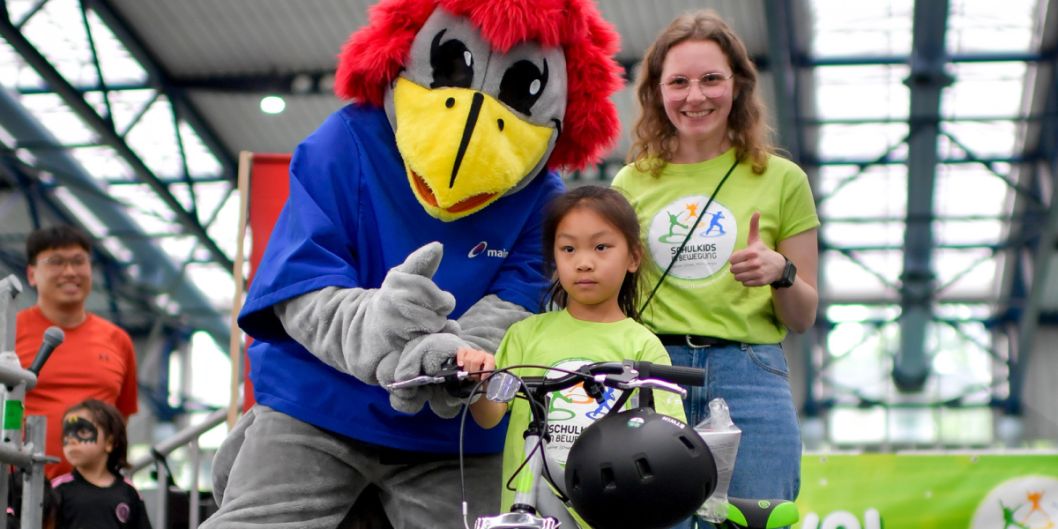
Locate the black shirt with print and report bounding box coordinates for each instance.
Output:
[53,470,152,529]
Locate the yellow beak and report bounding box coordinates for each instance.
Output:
[392,77,556,221]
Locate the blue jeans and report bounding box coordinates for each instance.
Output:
[666,343,801,529]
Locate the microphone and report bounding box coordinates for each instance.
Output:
[28,326,64,375]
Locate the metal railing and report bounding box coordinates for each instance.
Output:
[3,272,235,528]
[1,275,60,529]
[129,405,231,529]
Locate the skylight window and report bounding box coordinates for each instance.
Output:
[947,0,1038,53]
[70,145,134,181]
[811,0,913,57]
[18,93,96,144]
[810,0,1039,447]
[814,65,910,120]
[817,122,908,160]
[944,62,1029,119]
[19,0,97,85]
[0,37,38,89]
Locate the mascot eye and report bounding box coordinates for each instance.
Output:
[430,29,474,89]
[498,59,548,116]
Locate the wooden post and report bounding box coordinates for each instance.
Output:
[227,151,253,430]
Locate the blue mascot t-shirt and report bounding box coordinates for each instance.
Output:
[239,103,563,454]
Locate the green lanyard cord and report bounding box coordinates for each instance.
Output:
[638,158,739,316]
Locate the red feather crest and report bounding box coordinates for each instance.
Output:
[335,0,623,171]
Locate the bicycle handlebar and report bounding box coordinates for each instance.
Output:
[385,359,705,399]
[632,362,706,386]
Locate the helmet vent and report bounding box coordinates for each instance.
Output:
[678,434,698,453]
[600,465,617,491]
[635,457,654,481]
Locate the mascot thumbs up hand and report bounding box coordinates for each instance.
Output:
[274,242,454,386]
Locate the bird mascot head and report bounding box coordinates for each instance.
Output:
[335,0,623,221]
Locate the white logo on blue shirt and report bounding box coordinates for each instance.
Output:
[468,241,509,259]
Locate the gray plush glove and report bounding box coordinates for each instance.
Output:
[386,295,533,417]
[388,331,470,418]
[274,242,455,385]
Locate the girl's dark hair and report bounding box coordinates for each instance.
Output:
[64,399,128,475]
[627,10,774,176]
[542,185,644,320]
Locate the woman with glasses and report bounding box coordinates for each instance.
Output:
[611,10,819,528]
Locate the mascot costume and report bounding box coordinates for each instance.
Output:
[202,0,622,527]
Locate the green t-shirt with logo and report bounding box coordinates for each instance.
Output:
[612,149,819,344]
[493,309,687,520]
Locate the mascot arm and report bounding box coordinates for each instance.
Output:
[389,294,531,418]
[388,200,549,418]
[273,243,455,385]
[455,294,532,351]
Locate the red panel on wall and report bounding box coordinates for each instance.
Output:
[243,153,291,410]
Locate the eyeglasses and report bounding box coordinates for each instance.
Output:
[659,72,734,98]
[37,255,90,270]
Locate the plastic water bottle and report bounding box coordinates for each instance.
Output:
[694,398,741,523]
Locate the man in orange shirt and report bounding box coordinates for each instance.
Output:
[15,225,138,479]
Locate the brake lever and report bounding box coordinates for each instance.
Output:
[382,355,461,389]
[623,378,688,398]
[384,358,483,401]
[384,375,447,390]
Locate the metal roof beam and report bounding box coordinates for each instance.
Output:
[764,0,804,163]
[83,0,236,181]
[806,51,1051,67]
[0,166,160,332]
[165,54,777,95]
[0,13,234,272]
[1008,38,1058,414]
[113,48,1049,97]
[894,0,952,393]
[801,114,1051,126]
[805,155,1035,166]
[170,70,337,95]
[0,88,231,346]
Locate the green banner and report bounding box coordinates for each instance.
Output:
[796,453,1058,529]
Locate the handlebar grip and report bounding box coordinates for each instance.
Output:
[439,357,477,398]
[634,361,705,386]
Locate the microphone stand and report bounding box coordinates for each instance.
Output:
[0,275,63,529]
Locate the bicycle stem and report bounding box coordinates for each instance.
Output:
[511,428,568,509]
[487,393,574,529]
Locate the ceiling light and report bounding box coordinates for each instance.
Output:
[259,95,286,114]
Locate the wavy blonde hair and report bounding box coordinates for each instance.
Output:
[628,10,774,176]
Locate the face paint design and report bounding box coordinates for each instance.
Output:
[62,416,99,446]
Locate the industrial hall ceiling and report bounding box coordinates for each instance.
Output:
[0,0,1055,445]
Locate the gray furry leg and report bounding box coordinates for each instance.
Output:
[211,406,256,506]
[200,405,369,529]
[376,453,503,529]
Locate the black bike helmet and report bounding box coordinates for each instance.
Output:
[564,407,717,529]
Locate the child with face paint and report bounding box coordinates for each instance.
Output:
[51,400,151,529]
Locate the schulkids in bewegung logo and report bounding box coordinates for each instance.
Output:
[543,360,619,466]
[970,475,1058,529]
[647,195,737,280]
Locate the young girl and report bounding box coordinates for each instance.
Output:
[51,399,152,529]
[460,185,687,522]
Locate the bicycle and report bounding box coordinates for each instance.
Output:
[387,359,798,529]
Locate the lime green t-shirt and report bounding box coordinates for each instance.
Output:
[493,309,686,522]
[611,149,819,344]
